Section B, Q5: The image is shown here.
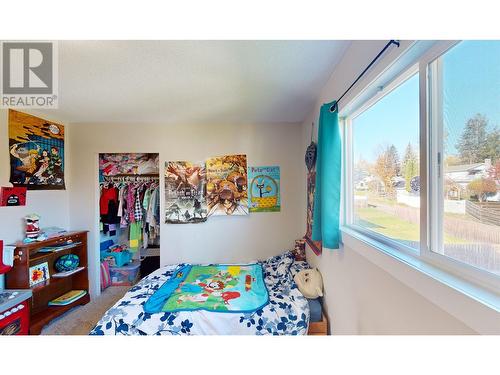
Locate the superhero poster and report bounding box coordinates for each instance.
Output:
[165,161,208,224]
[248,166,280,213]
[206,154,248,216]
[8,110,65,190]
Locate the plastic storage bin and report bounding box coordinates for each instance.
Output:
[109,261,140,286]
[100,249,132,267]
[100,240,132,267]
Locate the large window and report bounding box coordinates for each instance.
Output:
[429,41,500,275]
[345,40,500,286]
[352,73,420,250]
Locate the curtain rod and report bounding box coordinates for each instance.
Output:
[329,40,400,113]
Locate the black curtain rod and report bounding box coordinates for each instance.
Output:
[330,40,400,113]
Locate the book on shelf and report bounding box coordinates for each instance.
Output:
[52,267,85,278]
[48,290,87,306]
[37,241,82,253]
[29,262,50,287]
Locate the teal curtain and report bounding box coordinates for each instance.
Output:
[312,101,341,249]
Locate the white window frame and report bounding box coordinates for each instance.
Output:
[342,40,500,294]
[344,64,420,256]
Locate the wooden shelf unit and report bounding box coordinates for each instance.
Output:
[6,231,90,335]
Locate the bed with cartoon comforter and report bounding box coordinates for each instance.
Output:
[90,252,310,335]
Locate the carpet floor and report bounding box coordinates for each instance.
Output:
[41,286,129,335]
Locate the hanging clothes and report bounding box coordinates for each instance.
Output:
[129,221,142,251]
[100,177,160,251]
[127,184,136,223]
[119,185,129,228]
[134,186,143,222]
[100,185,120,226]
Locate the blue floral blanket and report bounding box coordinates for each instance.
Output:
[90,252,310,335]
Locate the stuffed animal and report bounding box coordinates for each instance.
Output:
[25,213,41,239]
[294,268,323,299]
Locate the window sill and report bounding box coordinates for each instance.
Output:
[340,226,500,334]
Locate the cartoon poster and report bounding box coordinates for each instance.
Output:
[165,161,207,224]
[206,154,248,216]
[0,187,27,206]
[8,110,65,190]
[248,166,280,212]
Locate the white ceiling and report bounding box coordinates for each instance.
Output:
[41,41,350,124]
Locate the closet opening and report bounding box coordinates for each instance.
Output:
[98,153,160,289]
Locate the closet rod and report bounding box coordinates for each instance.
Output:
[329,40,400,113]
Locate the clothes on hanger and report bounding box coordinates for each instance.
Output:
[100,184,120,232]
[99,177,160,251]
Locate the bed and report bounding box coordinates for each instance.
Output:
[90,252,311,335]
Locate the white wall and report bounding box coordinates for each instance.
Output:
[68,121,304,297]
[0,109,70,287]
[300,41,477,334]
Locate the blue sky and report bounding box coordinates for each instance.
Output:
[353,41,500,164]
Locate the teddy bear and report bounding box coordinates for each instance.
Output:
[293,268,323,299]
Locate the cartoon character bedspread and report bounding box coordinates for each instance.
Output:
[144,264,269,313]
[90,252,310,335]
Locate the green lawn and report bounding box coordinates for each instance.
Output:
[355,207,466,244]
[355,207,420,241]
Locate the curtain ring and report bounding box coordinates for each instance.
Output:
[329,101,338,113]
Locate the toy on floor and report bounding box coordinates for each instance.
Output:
[294,268,323,299]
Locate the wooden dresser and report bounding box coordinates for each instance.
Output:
[6,231,90,334]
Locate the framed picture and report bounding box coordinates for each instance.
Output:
[29,262,50,287]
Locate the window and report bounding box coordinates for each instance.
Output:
[429,41,500,276]
[344,40,500,288]
[351,73,420,250]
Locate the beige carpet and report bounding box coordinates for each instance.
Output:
[41,286,129,335]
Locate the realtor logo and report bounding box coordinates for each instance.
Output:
[1,41,58,108]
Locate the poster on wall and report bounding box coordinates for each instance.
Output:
[206,154,248,216]
[248,166,280,212]
[99,153,159,181]
[165,161,208,224]
[8,110,65,190]
[0,186,27,206]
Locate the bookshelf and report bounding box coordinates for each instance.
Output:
[6,231,90,335]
